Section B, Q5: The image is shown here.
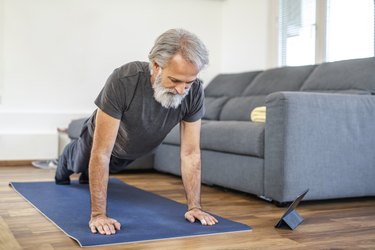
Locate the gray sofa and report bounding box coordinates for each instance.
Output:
[154,57,375,204]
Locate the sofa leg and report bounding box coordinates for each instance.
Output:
[272,200,290,207]
[258,195,272,202]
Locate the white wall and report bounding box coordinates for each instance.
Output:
[0,0,271,160]
[1,0,222,113]
[221,0,269,72]
[0,0,224,160]
[0,0,4,104]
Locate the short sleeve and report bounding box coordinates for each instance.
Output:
[183,80,206,122]
[94,69,126,120]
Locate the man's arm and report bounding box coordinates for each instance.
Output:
[180,119,218,226]
[89,108,121,235]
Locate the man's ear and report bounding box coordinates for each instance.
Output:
[152,61,160,72]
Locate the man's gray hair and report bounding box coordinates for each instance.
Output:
[148,29,209,71]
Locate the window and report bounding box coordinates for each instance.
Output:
[278,0,375,66]
[326,0,374,62]
[279,0,316,66]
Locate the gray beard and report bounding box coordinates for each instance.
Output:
[153,73,189,109]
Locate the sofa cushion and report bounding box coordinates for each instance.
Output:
[301,57,375,93]
[304,89,373,95]
[163,121,265,157]
[243,65,316,95]
[204,71,261,97]
[203,97,229,120]
[201,121,265,157]
[219,96,266,121]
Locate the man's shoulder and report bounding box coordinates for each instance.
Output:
[182,78,204,106]
[191,78,204,95]
[115,61,149,79]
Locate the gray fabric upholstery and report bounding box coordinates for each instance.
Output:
[200,121,264,157]
[304,89,373,95]
[203,97,229,120]
[154,144,182,176]
[201,149,264,195]
[219,96,266,121]
[153,56,375,203]
[164,121,265,157]
[204,71,261,97]
[301,57,375,93]
[155,144,264,196]
[243,65,316,95]
[265,92,375,202]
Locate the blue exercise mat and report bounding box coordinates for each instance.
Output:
[10,178,251,247]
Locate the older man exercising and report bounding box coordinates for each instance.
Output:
[55,28,218,235]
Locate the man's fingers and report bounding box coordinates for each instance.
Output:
[107,224,116,234]
[89,216,121,235]
[97,225,105,235]
[204,215,218,225]
[112,220,121,230]
[90,225,97,234]
[103,225,111,235]
[206,216,217,225]
[196,215,209,225]
[185,212,196,223]
[200,218,207,225]
[194,212,218,226]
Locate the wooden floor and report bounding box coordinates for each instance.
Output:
[1,165,375,249]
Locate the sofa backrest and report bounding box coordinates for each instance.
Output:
[300,57,375,93]
[204,71,261,120]
[203,57,375,121]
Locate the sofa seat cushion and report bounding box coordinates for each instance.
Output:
[201,121,265,157]
[163,120,265,158]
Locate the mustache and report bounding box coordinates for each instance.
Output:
[163,88,187,96]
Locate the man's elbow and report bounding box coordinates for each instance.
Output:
[90,150,111,167]
[181,151,201,169]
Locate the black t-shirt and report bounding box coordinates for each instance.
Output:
[86,61,205,159]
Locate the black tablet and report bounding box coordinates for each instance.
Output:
[275,189,309,229]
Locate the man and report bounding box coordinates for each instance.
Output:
[55,28,218,235]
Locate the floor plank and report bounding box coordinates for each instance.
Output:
[0,216,22,250]
[0,165,374,249]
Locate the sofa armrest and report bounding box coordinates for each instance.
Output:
[264,91,375,203]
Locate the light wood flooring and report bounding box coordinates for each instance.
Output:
[1,165,375,249]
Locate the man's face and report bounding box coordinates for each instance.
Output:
[152,54,199,109]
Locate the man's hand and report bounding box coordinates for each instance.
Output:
[89,214,121,235]
[184,208,218,226]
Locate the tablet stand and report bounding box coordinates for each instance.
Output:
[275,209,304,230]
[275,189,309,230]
